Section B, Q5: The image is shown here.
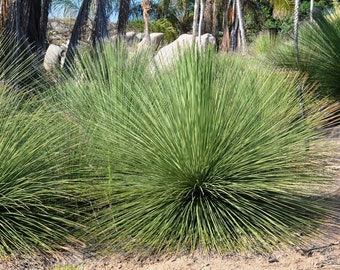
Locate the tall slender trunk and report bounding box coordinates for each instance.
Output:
[117,0,131,36]
[235,0,246,53]
[141,0,151,44]
[0,0,9,30]
[64,0,92,71]
[192,0,199,39]
[212,0,218,37]
[198,0,205,44]
[39,0,51,51]
[91,0,109,47]
[310,0,314,22]
[294,0,300,64]
[231,2,238,52]
[221,0,232,52]
[203,0,213,34]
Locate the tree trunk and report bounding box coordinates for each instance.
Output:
[90,0,109,47]
[212,0,218,37]
[141,0,151,44]
[294,0,300,63]
[203,0,213,34]
[231,3,238,52]
[310,0,314,22]
[198,0,205,44]
[0,0,9,30]
[117,0,131,36]
[39,0,51,51]
[192,0,199,39]
[235,0,246,53]
[65,0,92,71]
[221,0,232,52]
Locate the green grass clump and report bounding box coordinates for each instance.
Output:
[0,88,88,256]
[270,7,340,100]
[56,43,333,254]
[0,31,90,254]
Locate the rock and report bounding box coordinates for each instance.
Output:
[136,33,144,42]
[268,256,279,263]
[43,44,66,71]
[154,33,216,68]
[125,31,136,44]
[150,32,164,49]
[137,33,165,51]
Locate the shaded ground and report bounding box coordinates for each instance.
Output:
[1,128,339,270]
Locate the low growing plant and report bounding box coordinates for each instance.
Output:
[57,43,334,254]
[270,7,340,100]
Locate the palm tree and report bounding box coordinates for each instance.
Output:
[221,0,246,53]
[141,0,151,44]
[0,0,51,51]
[192,0,199,38]
[310,0,314,21]
[90,0,109,46]
[64,0,92,70]
[236,0,246,53]
[117,0,130,36]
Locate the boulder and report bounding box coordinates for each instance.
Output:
[43,44,66,71]
[125,31,136,44]
[154,33,216,68]
[150,32,164,49]
[136,33,144,42]
[137,33,165,51]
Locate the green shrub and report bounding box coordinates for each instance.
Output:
[127,18,178,44]
[0,88,88,256]
[270,7,340,100]
[0,30,48,92]
[57,43,333,254]
[150,18,178,43]
[249,32,284,59]
[0,33,90,256]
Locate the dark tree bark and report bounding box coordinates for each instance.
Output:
[24,0,41,47]
[0,0,9,30]
[117,0,131,36]
[90,0,109,47]
[203,0,213,34]
[2,0,43,51]
[221,0,232,52]
[39,0,51,51]
[64,0,92,70]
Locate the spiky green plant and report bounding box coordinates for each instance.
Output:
[0,33,90,256]
[57,43,333,254]
[0,86,89,256]
[270,7,340,99]
[249,32,284,60]
[0,30,47,92]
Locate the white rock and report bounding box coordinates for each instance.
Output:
[43,44,66,71]
[150,32,164,48]
[154,33,216,68]
[125,31,136,43]
[136,33,144,42]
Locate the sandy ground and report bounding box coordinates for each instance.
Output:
[1,128,339,270]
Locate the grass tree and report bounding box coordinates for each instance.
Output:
[0,34,89,256]
[270,7,340,100]
[56,43,335,254]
